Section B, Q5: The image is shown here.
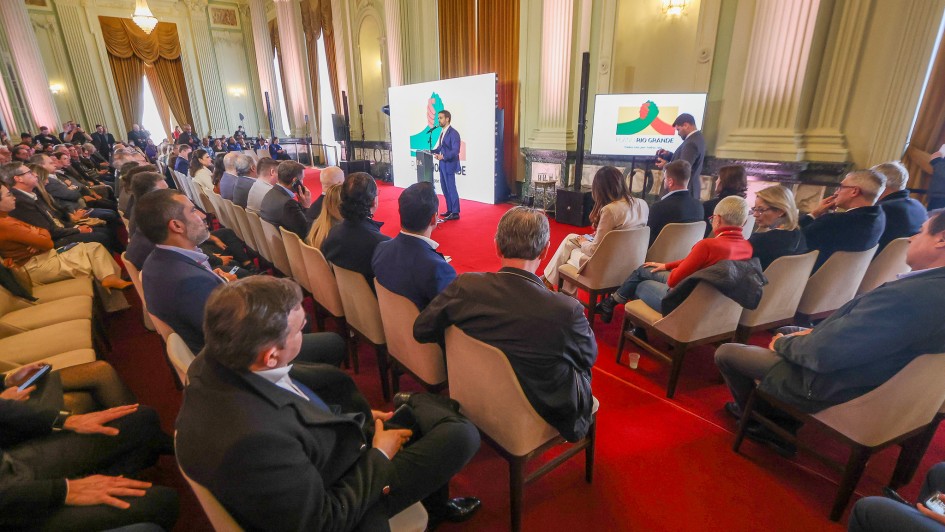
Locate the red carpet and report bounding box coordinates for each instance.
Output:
[102,172,943,531]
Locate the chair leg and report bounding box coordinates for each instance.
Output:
[587,290,598,328]
[734,325,751,344]
[889,416,943,490]
[376,344,391,402]
[337,318,358,373]
[585,417,596,483]
[831,444,872,521]
[510,456,525,532]
[733,389,759,453]
[665,342,688,399]
[615,314,630,365]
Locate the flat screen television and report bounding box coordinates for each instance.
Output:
[590,93,708,156]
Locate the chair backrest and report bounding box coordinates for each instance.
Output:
[166,332,195,386]
[230,205,257,253]
[742,216,755,239]
[146,298,175,342]
[196,185,215,216]
[656,282,744,343]
[444,326,558,456]
[256,149,269,160]
[857,238,911,295]
[260,221,292,276]
[279,227,311,293]
[813,353,945,447]
[375,281,446,386]
[577,226,650,288]
[739,251,819,328]
[206,193,230,228]
[298,241,345,318]
[177,462,245,532]
[221,201,245,242]
[245,210,273,262]
[121,252,155,332]
[796,246,877,316]
[220,199,239,234]
[331,264,385,344]
[645,221,707,263]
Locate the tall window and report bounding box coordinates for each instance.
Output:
[141,75,167,142]
[317,35,338,164]
[272,54,290,137]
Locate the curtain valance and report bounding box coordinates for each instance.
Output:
[99,16,181,63]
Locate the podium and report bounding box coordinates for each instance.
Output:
[415,150,434,184]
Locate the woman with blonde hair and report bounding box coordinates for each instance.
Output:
[305,184,343,249]
[749,185,808,269]
[542,166,648,290]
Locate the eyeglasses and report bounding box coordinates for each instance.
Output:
[749,207,774,214]
[14,169,34,178]
[836,184,858,192]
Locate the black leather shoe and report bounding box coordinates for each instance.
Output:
[428,497,481,529]
[439,211,452,217]
[442,213,460,221]
[392,392,414,410]
[745,424,797,458]
[882,486,910,505]
[596,297,616,324]
[724,401,742,420]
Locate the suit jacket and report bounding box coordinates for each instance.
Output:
[322,218,391,289]
[232,175,256,208]
[219,172,238,200]
[646,190,704,246]
[91,132,115,157]
[930,157,945,198]
[306,194,325,225]
[174,157,189,176]
[372,233,457,310]
[142,246,225,353]
[414,267,597,441]
[177,132,198,147]
[45,176,83,212]
[800,205,885,270]
[432,127,461,174]
[176,356,395,531]
[761,267,945,412]
[672,130,705,199]
[877,190,927,250]
[260,185,310,238]
[9,188,79,241]
[125,228,156,270]
[749,228,807,270]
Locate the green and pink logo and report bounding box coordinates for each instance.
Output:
[616,101,677,136]
[409,92,465,160]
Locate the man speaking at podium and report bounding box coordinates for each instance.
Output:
[432,110,461,221]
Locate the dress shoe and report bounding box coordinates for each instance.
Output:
[595,297,617,324]
[442,213,460,221]
[630,327,648,343]
[882,486,911,505]
[427,497,481,529]
[439,211,452,218]
[392,392,414,410]
[724,401,742,420]
[745,424,797,458]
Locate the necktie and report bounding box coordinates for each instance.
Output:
[291,378,331,412]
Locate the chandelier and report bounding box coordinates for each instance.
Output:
[132,0,158,34]
[661,0,689,17]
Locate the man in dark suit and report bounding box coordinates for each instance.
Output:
[873,161,928,251]
[715,210,945,455]
[127,124,149,151]
[305,165,344,224]
[414,207,598,442]
[322,172,391,289]
[656,113,705,200]
[173,144,192,176]
[91,125,115,159]
[0,362,178,531]
[646,159,704,245]
[260,160,313,238]
[373,182,456,310]
[218,152,240,200]
[176,124,199,149]
[801,169,887,270]
[231,153,257,208]
[176,276,481,530]
[431,110,462,221]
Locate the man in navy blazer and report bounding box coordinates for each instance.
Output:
[259,161,312,238]
[373,182,456,309]
[173,144,191,176]
[801,169,887,270]
[322,173,391,289]
[230,154,257,208]
[873,161,927,251]
[431,110,462,221]
[646,160,704,246]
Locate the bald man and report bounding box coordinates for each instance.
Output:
[305,165,344,224]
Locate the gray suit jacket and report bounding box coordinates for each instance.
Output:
[672,130,705,199]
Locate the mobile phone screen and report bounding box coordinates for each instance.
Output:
[18,364,51,391]
[926,493,945,515]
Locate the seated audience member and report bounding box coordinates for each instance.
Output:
[174,144,192,176]
[749,185,808,269]
[226,137,241,152]
[703,165,748,237]
[415,207,597,442]
[801,169,887,270]
[373,182,457,310]
[543,166,648,290]
[176,277,481,530]
[260,161,313,238]
[138,189,344,361]
[873,161,928,250]
[849,462,945,532]
[218,152,241,200]
[11,145,31,163]
[929,146,945,210]
[116,161,141,213]
[647,159,704,246]
[189,148,213,191]
[119,164,158,218]
[305,165,345,224]
[0,146,10,164]
[246,156,279,213]
[305,183,342,249]
[231,154,257,208]
[0,163,118,251]
[0,184,131,289]
[28,161,84,219]
[596,196,753,321]
[269,136,290,160]
[210,153,226,191]
[322,172,390,288]
[0,361,178,531]
[715,210,945,455]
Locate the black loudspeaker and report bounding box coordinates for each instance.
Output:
[341,160,370,175]
[555,187,594,227]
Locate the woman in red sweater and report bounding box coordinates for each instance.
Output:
[597,196,753,322]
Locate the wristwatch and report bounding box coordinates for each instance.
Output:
[51,410,71,431]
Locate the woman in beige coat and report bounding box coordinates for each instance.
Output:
[543,166,648,290]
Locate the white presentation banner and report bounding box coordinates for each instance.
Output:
[389,73,497,204]
[591,93,707,156]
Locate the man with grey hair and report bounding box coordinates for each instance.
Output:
[219,151,241,200]
[596,196,753,321]
[801,169,887,270]
[414,206,598,442]
[306,165,344,224]
[873,161,927,250]
[232,154,257,208]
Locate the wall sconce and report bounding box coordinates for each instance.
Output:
[661,0,689,17]
[49,83,64,95]
[229,87,245,97]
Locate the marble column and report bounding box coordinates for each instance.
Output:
[54,0,110,129]
[384,0,406,87]
[248,0,284,137]
[274,0,313,137]
[804,0,873,162]
[524,0,576,150]
[716,0,823,161]
[0,0,59,131]
[185,0,228,136]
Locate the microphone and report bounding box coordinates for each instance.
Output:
[425,126,436,133]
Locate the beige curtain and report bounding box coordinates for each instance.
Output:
[269,18,289,136]
[438,0,477,80]
[153,58,194,131]
[477,0,520,189]
[106,55,144,134]
[143,65,172,140]
[320,0,341,113]
[903,39,945,202]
